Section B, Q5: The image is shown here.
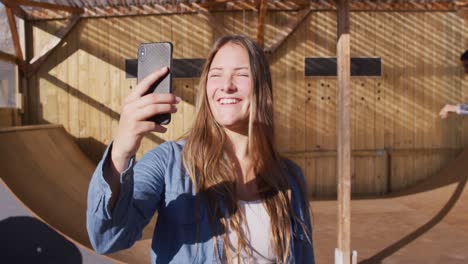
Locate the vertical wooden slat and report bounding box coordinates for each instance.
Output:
[291,12,307,152]
[291,10,307,180]
[413,13,427,186]
[77,19,90,160]
[391,12,406,190]
[102,19,112,147]
[223,11,236,36]
[47,21,59,126]
[373,11,386,193]
[257,0,267,48]
[56,20,69,132]
[88,20,101,162]
[305,13,316,196]
[336,0,351,264]
[273,12,290,153]
[109,17,121,147]
[182,13,197,135]
[167,14,181,143]
[173,14,188,139]
[68,19,80,141]
[109,18,121,146]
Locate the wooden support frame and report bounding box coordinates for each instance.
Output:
[27,15,81,77]
[264,7,311,54]
[336,0,351,263]
[5,7,25,68]
[0,0,28,19]
[256,0,268,48]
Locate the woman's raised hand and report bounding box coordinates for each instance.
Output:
[439,104,458,119]
[111,67,179,172]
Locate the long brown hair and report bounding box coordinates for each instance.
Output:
[182,35,310,263]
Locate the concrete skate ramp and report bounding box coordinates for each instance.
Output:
[0,125,153,263]
[313,148,468,263]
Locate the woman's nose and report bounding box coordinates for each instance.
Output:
[221,76,236,92]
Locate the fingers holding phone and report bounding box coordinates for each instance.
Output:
[112,67,179,172]
[126,66,169,103]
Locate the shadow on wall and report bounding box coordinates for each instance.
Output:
[76,137,107,164]
[0,216,82,264]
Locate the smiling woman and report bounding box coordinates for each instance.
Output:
[86,35,315,264]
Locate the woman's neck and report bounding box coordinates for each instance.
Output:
[225,128,249,160]
[224,128,259,201]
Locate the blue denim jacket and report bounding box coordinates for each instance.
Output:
[86,141,315,263]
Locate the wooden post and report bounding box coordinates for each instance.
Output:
[336,0,351,263]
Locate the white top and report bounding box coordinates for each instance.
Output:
[223,200,276,264]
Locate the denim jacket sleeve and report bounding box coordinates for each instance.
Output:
[458,104,468,115]
[86,142,171,254]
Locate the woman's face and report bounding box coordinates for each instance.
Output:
[206,43,252,131]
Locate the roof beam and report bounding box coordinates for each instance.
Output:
[28,15,81,77]
[264,7,311,54]
[5,7,25,66]
[256,0,267,48]
[14,0,84,14]
[21,1,459,20]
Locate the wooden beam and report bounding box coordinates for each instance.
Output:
[0,50,17,64]
[336,0,351,263]
[256,0,268,48]
[264,7,311,54]
[6,7,25,65]
[14,0,84,14]
[27,15,81,77]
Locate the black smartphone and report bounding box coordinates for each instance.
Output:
[137,42,173,125]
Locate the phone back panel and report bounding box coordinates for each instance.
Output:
[137,42,173,124]
[137,42,172,94]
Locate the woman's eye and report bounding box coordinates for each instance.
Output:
[209,74,220,78]
[238,73,249,77]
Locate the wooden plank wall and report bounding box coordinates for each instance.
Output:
[25,11,467,197]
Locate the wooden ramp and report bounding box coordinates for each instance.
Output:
[1,125,468,263]
[313,147,468,263]
[0,178,115,263]
[0,125,152,264]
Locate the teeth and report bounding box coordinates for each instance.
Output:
[219,98,239,105]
